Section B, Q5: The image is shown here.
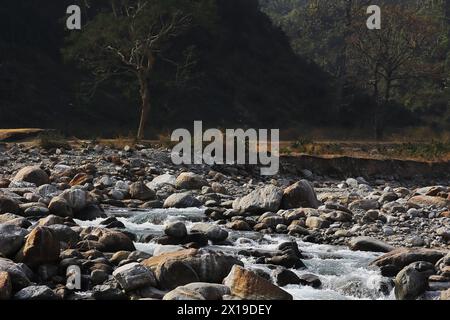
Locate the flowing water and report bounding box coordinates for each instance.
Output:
[75,207,396,300]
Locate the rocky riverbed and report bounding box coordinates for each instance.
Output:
[0,142,449,300]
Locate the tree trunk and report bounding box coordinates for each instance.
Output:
[376,77,392,141]
[137,77,150,141]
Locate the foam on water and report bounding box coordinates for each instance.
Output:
[76,208,395,300]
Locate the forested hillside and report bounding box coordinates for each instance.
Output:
[0,0,448,139]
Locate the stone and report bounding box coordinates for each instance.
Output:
[408,195,449,208]
[349,237,395,253]
[227,220,252,231]
[38,215,67,226]
[371,248,446,277]
[349,199,380,211]
[190,223,229,243]
[48,197,73,217]
[273,268,301,286]
[395,261,436,300]
[92,229,136,252]
[223,265,293,300]
[305,216,329,229]
[14,285,59,300]
[112,262,157,292]
[175,172,208,190]
[441,289,450,300]
[0,271,12,300]
[0,258,31,290]
[163,192,202,208]
[146,173,176,190]
[15,226,60,267]
[142,249,242,284]
[155,259,199,290]
[13,166,49,187]
[92,280,128,300]
[211,182,227,194]
[164,222,188,239]
[47,224,80,245]
[299,274,322,288]
[0,196,20,215]
[281,180,320,209]
[130,181,156,201]
[69,173,93,186]
[0,224,28,257]
[76,204,106,221]
[60,188,90,211]
[233,185,283,213]
[164,283,230,300]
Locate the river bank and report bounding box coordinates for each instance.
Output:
[0,142,449,300]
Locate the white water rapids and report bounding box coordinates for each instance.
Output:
[75,207,396,300]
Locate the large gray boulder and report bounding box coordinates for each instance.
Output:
[0,224,28,257]
[233,185,283,213]
[395,261,435,300]
[13,166,49,187]
[112,262,157,292]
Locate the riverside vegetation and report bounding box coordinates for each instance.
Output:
[0,141,449,300]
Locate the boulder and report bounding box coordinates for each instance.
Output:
[142,249,242,284]
[233,185,283,213]
[0,224,28,257]
[223,265,293,300]
[0,258,31,290]
[191,223,229,243]
[0,271,12,300]
[155,259,199,290]
[13,166,49,187]
[299,274,322,288]
[164,222,188,239]
[305,216,329,229]
[146,173,176,190]
[349,237,395,253]
[0,196,20,215]
[47,224,80,245]
[371,248,446,277]
[408,195,450,208]
[273,268,301,286]
[15,226,60,267]
[92,229,136,252]
[163,192,202,208]
[348,199,380,211]
[76,204,106,221]
[164,283,230,300]
[60,188,90,212]
[175,172,208,190]
[48,197,73,217]
[395,261,436,300]
[281,180,320,209]
[112,262,157,292]
[14,285,59,300]
[129,181,156,201]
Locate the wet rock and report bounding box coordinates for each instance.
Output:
[233,185,283,213]
[14,285,59,300]
[299,274,322,288]
[13,166,49,187]
[227,220,252,231]
[163,286,206,300]
[130,181,156,201]
[175,172,208,190]
[76,204,106,221]
[281,180,320,209]
[164,222,188,239]
[15,226,60,267]
[349,237,395,253]
[0,271,12,300]
[112,262,157,292]
[191,223,229,242]
[93,229,136,252]
[395,261,436,300]
[273,268,301,286]
[163,192,202,208]
[155,259,199,290]
[0,224,28,257]
[38,215,66,227]
[91,269,109,285]
[371,248,446,277]
[223,265,293,300]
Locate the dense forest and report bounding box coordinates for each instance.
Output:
[0,0,448,139]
